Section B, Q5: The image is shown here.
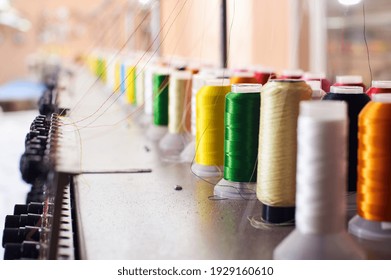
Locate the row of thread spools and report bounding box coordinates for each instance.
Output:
[86,53,390,259]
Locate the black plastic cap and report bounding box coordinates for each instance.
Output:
[3,243,22,260]
[14,205,28,215]
[2,228,23,246]
[4,242,40,260]
[5,214,41,228]
[22,227,41,242]
[261,204,295,224]
[4,215,22,228]
[27,203,44,214]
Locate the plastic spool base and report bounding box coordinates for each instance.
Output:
[191,163,223,178]
[146,125,167,141]
[214,179,256,200]
[136,113,153,128]
[159,132,191,161]
[273,229,366,260]
[349,215,391,242]
[261,204,295,224]
[180,139,195,163]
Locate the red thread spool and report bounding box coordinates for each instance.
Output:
[333,75,366,91]
[366,81,391,98]
[251,66,276,85]
[303,72,331,92]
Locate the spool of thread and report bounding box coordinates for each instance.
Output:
[303,72,331,92]
[274,101,365,259]
[120,63,126,94]
[306,81,325,100]
[180,70,220,163]
[125,63,136,105]
[106,55,116,91]
[192,79,231,177]
[214,83,261,199]
[114,62,121,93]
[96,57,107,82]
[366,80,391,98]
[159,71,192,158]
[146,68,171,141]
[135,65,144,106]
[229,72,258,84]
[322,86,371,192]
[280,69,303,79]
[333,75,366,91]
[143,65,156,117]
[257,79,312,224]
[254,70,276,85]
[349,93,391,242]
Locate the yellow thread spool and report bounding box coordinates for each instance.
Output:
[114,62,121,93]
[125,65,136,105]
[257,79,312,224]
[193,79,231,177]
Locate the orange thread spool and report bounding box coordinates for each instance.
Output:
[230,72,258,84]
[357,99,391,222]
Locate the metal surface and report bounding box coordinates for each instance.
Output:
[74,143,292,260]
[56,69,292,259]
[57,68,389,260]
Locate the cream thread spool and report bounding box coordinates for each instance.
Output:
[159,71,192,159]
[257,79,312,224]
[135,65,145,107]
[274,101,365,260]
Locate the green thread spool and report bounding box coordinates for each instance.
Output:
[96,57,107,82]
[147,68,171,141]
[153,73,170,126]
[214,83,262,199]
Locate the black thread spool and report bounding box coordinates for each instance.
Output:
[322,86,370,192]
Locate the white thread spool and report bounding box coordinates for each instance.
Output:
[281,69,303,78]
[302,72,326,80]
[349,93,391,243]
[135,65,145,106]
[214,83,262,199]
[330,85,363,94]
[142,65,157,125]
[336,75,363,84]
[105,53,116,92]
[159,71,192,160]
[371,81,391,88]
[274,101,365,260]
[305,80,325,100]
